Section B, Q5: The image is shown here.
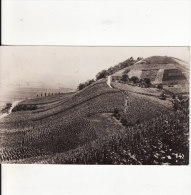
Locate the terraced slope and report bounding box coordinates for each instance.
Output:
[112,56,189,86]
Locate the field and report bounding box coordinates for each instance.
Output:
[22,103,189,165]
[0,79,127,162]
[0,77,189,165]
[111,82,163,97]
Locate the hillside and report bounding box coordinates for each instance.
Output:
[0,56,189,165]
[0,79,127,162]
[112,56,189,86]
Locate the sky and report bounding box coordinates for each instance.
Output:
[0,46,189,90]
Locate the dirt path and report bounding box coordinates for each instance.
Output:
[124,97,128,114]
[107,76,112,88]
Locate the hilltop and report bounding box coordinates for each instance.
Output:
[112,56,189,85]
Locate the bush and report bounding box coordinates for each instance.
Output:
[78,79,95,91]
[120,117,128,126]
[178,95,183,101]
[172,94,176,99]
[144,78,151,87]
[96,70,108,80]
[113,108,119,116]
[121,74,129,83]
[157,84,163,90]
[160,93,166,100]
[173,101,179,110]
[130,76,139,84]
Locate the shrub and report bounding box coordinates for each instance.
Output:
[78,79,95,91]
[113,108,119,116]
[160,93,166,100]
[96,70,108,80]
[157,84,163,90]
[172,94,176,99]
[130,76,139,84]
[173,101,179,110]
[120,117,128,126]
[121,74,129,82]
[178,95,183,101]
[78,83,86,90]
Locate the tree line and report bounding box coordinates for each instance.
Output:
[36,92,62,98]
[78,56,143,90]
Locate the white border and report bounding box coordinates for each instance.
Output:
[1,0,191,195]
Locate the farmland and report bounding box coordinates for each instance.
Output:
[13,102,189,165]
[0,79,127,162]
[0,56,189,165]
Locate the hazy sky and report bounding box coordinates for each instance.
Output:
[0,46,189,89]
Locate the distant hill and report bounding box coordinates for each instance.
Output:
[112,56,189,85]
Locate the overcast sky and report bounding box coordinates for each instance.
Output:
[0,46,189,89]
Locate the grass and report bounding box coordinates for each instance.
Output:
[111,82,162,97]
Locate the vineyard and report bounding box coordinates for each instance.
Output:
[41,104,189,165]
[0,79,126,162]
[0,77,189,165]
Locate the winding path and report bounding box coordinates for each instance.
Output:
[107,76,112,88]
[107,76,129,114]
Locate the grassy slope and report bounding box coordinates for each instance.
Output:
[0,79,126,162]
[0,75,178,163]
[111,82,173,124]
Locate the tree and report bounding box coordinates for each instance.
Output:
[144,78,151,87]
[129,56,134,61]
[96,70,108,80]
[6,103,12,109]
[137,57,143,61]
[121,74,129,82]
[88,79,95,85]
[78,83,86,90]
[157,84,163,90]
[78,79,95,91]
[130,76,139,84]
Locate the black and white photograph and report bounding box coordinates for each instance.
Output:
[0,46,189,165]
